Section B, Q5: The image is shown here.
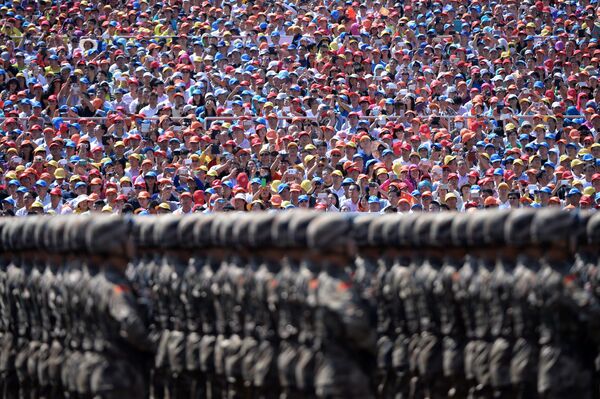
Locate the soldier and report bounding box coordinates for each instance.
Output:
[0,218,17,399]
[9,218,33,399]
[85,216,151,399]
[384,214,415,399]
[584,212,600,396]
[193,215,221,399]
[450,212,478,398]
[484,211,516,399]
[464,212,498,399]
[363,215,394,398]
[431,212,468,398]
[178,214,206,399]
[531,210,594,398]
[129,217,164,398]
[42,217,68,399]
[210,215,245,399]
[395,213,422,399]
[248,213,282,399]
[289,211,322,398]
[308,214,376,399]
[412,214,445,398]
[271,211,305,399]
[504,209,540,398]
[156,215,190,398]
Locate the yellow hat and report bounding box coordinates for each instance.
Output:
[376,168,388,176]
[571,159,584,168]
[54,168,66,179]
[445,193,457,201]
[115,141,125,148]
[444,155,456,165]
[270,179,282,193]
[300,179,312,193]
[207,169,218,177]
[4,171,17,180]
[304,144,316,151]
[583,186,596,196]
[31,201,44,209]
[46,160,58,168]
[101,205,113,213]
[331,170,343,177]
[120,176,131,184]
[513,159,524,166]
[498,182,509,190]
[157,202,171,211]
[69,174,81,182]
[559,154,571,163]
[572,180,583,187]
[304,155,315,164]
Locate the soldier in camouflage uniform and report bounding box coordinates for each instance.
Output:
[531,210,594,398]
[85,216,151,399]
[288,211,321,398]
[309,214,376,399]
[360,215,393,398]
[431,213,468,398]
[157,215,190,398]
[411,214,445,399]
[464,212,496,399]
[504,209,540,399]
[194,215,221,399]
[178,214,206,399]
[484,211,516,399]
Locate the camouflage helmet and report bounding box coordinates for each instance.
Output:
[248,212,277,248]
[531,208,576,245]
[504,208,537,246]
[429,211,456,247]
[307,213,353,251]
[85,216,132,256]
[154,214,181,249]
[288,210,321,248]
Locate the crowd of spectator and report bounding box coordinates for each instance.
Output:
[1,0,600,215]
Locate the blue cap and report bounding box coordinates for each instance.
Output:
[411,190,421,197]
[567,188,582,196]
[2,197,15,206]
[539,186,552,195]
[368,196,380,204]
[16,187,28,194]
[490,154,502,163]
[543,162,556,169]
[35,179,47,188]
[8,179,20,186]
[342,177,355,185]
[75,182,87,189]
[298,195,309,203]
[493,168,504,176]
[145,171,157,178]
[277,183,290,194]
[250,177,262,185]
[365,159,378,169]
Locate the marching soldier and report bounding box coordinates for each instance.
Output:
[309,214,376,399]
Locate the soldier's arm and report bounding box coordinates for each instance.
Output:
[109,284,153,353]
